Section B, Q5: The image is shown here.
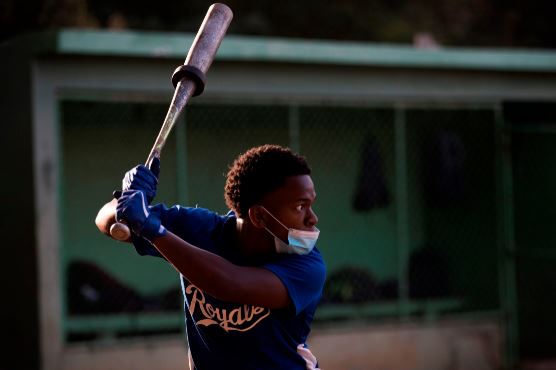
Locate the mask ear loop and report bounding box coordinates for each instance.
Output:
[259,206,290,231]
[259,206,290,244]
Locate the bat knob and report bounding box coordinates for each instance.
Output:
[172,65,206,96]
[110,222,131,241]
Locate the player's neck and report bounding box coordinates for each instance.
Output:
[235,217,275,261]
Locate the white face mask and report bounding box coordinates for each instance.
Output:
[260,206,320,255]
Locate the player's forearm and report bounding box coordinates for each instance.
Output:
[151,231,246,301]
[151,232,290,309]
[95,199,118,236]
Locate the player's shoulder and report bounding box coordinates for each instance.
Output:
[264,248,327,313]
[269,247,327,279]
[306,247,327,277]
[151,203,230,235]
[151,203,220,220]
[300,247,326,267]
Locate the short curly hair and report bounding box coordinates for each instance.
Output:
[225,144,311,218]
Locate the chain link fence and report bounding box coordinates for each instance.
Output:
[60,100,499,343]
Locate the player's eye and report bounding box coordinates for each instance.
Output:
[295,204,304,211]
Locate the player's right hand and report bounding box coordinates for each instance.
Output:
[115,190,166,240]
[122,157,160,203]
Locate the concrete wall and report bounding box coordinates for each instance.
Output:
[310,319,501,370]
[59,318,501,370]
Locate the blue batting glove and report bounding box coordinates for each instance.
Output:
[115,190,167,240]
[122,157,160,203]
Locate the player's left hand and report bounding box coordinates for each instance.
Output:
[121,157,160,203]
[115,190,166,240]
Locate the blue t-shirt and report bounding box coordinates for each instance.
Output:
[132,204,327,370]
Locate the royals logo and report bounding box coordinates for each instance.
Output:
[185,284,271,332]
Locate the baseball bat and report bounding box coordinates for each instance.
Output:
[109,3,233,241]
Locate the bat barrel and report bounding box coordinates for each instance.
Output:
[171,4,233,96]
[185,3,233,74]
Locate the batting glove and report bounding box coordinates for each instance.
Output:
[115,190,166,240]
[121,157,160,203]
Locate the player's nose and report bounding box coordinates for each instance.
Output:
[306,207,318,228]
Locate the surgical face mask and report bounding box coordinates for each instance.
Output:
[260,206,320,255]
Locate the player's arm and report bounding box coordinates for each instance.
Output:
[95,199,129,240]
[96,162,160,241]
[152,231,291,309]
[116,189,291,309]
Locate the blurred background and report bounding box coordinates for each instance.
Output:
[1,0,556,48]
[1,1,556,370]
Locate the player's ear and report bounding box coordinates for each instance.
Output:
[248,205,266,229]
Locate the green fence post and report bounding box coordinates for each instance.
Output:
[176,112,188,205]
[495,104,519,369]
[395,105,410,320]
[288,104,300,153]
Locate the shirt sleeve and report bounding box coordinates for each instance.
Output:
[129,203,224,257]
[130,232,164,258]
[263,248,327,315]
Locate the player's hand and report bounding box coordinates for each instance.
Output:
[115,190,166,240]
[122,157,160,203]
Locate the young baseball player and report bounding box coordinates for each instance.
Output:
[96,144,325,370]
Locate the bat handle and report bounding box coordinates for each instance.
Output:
[110,222,131,241]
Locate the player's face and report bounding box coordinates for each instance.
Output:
[260,175,318,243]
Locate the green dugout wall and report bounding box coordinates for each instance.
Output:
[2,30,556,370]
